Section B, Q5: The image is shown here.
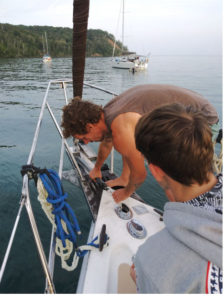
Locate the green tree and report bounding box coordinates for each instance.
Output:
[0,23,128,58]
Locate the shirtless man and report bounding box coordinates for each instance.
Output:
[61,84,219,203]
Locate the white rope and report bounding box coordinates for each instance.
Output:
[37,178,74,269]
[56,236,108,271]
[37,177,108,271]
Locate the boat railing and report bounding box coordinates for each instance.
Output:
[0,79,118,293]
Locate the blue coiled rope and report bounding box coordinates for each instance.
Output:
[38,168,109,263]
[39,169,81,248]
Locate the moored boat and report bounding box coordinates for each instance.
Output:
[42,54,52,63]
[112,0,149,70]
[112,53,149,70]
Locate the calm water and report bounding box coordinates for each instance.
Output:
[0,56,222,293]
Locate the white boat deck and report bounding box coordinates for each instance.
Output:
[79,189,165,293]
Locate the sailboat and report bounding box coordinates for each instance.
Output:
[42,32,52,63]
[112,0,149,70]
[0,0,222,294]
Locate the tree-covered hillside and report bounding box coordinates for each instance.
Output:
[0,23,127,58]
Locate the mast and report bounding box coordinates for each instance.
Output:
[112,0,123,57]
[45,32,49,54]
[122,0,124,52]
[42,34,46,54]
[72,0,90,98]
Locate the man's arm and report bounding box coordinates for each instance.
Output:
[89,138,113,179]
[112,147,146,202]
[111,113,147,202]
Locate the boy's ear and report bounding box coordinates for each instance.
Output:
[86,123,93,131]
[149,163,165,182]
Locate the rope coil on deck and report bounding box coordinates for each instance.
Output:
[35,168,109,271]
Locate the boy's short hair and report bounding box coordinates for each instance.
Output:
[135,103,213,185]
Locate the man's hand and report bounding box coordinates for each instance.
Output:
[89,139,113,180]
[89,166,102,180]
[112,188,130,203]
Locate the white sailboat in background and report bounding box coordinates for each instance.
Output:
[112,0,149,70]
[42,32,52,63]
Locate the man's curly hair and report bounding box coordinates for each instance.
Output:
[61,97,103,138]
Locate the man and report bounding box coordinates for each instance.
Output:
[61,84,219,203]
[131,103,222,293]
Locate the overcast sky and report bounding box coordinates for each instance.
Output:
[0,0,222,55]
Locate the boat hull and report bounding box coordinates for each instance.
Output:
[43,55,52,63]
[112,57,148,70]
[112,60,136,69]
